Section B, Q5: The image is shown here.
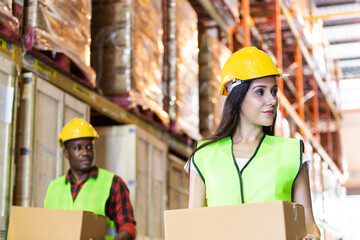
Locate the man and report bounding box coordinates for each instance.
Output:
[44,118,136,240]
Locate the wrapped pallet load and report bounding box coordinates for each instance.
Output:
[23,0,95,86]
[0,0,20,37]
[92,0,168,126]
[210,0,239,26]
[199,33,232,138]
[167,0,201,140]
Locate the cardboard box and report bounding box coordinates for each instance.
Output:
[7,206,106,240]
[164,201,306,240]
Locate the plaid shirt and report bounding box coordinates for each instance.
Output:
[66,166,136,240]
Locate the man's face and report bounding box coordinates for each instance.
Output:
[64,138,95,173]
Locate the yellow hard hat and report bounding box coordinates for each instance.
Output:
[219,46,289,96]
[58,118,99,147]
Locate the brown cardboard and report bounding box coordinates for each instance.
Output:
[164,201,306,240]
[7,206,106,240]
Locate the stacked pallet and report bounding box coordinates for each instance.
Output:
[23,0,95,86]
[0,0,20,40]
[210,0,239,26]
[198,33,232,137]
[91,0,168,125]
[167,0,201,140]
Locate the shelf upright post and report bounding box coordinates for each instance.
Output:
[295,43,305,136]
[325,104,333,161]
[275,0,284,114]
[312,76,320,141]
[241,0,251,47]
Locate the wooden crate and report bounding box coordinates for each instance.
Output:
[168,154,188,210]
[62,94,90,173]
[0,52,18,238]
[14,73,89,207]
[95,125,168,240]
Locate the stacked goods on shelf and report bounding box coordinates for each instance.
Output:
[198,33,231,137]
[321,161,346,235]
[0,0,20,40]
[167,0,201,140]
[310,153,325,221]
[0,52,18,239]
[308,21,342,107]
[287,0,308,17]
[308,22,327,77]
[309,151,346,237]
[23,0,95,87]
[95,125,168,240]
[210,0,239,26]
[91,0,168,126]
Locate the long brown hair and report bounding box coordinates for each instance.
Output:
[190,79,276,160]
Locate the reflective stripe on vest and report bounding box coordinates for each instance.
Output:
[44,168,116,239]
[193,135,303,207]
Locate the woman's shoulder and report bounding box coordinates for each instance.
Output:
[265,135,304,153]
[196,136,231,149]
[266,135,302,144]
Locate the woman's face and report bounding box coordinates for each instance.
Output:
[240,76,278,127]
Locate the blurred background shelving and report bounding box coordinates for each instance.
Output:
[0,0,359,239]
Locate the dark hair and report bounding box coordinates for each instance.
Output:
[189,79,276,162]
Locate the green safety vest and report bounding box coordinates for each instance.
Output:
[44,168,117,239]
[193,135,303,207]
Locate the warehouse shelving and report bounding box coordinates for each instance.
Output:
[278,90,344,182]
[278,0,341,123]
[21,51,193,158]
[0,0,351,239]
[0,0,347,179]
[0,38,20,239]
[189,0,244,44]
[0,0,342,186]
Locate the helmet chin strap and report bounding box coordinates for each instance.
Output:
[225,79,243,95]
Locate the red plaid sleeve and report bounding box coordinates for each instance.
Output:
[105,175,137,240]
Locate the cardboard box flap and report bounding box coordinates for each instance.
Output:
[80,211,107,239]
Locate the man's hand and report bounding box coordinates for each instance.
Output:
[303,234,321,240]
[114,230,132,240]
[89,229,132,240]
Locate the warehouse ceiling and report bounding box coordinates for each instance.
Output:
[313,0,360,79]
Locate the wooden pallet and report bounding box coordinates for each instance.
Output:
[22,27,95,89]
[107,92,169,130]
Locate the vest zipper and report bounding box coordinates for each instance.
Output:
[230,138,244,204]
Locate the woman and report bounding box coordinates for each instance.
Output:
[188,47,320,239]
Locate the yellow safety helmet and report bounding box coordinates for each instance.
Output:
[219,46,289,96]
[58,118,99,147]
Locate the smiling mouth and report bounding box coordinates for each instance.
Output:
[263,111,274,115]
[80,159,91,164]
